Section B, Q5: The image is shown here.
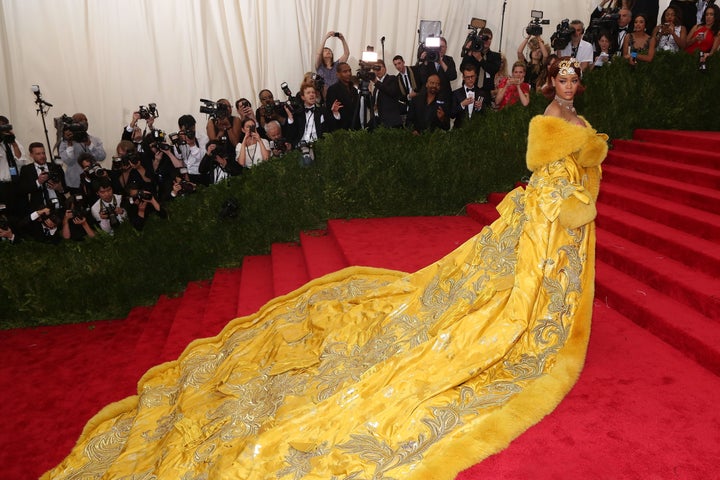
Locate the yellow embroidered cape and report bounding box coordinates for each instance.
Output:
[44,115,607,480]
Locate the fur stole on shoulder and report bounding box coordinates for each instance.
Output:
[526,115,608,172]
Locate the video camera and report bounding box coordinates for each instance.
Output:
[461,18,488,56]
[138,103,158,120]
[526,10,550,36]
[551,19,574,51]
[357,48,378,95]
[199,99,231,119]
[60,114,89,143]
[585,9,620,47]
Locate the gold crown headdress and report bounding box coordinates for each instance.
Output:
[557,58,582,76]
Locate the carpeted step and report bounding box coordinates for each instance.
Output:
[328,216,482,273]
[271,242,311,296]
[160,281,211,362]
[606,149,720,190]
[596,202,720,278]
[596,228,720,320]
[633,129,720,151]
[598,181,720,240]
[612,138,720,171]
[132,294,183,373]
[465,203,500,227]
[200,268,243,336]
[300,230,349,279]
[595,260,720,376]
[602,164,720,215]
[459,300,720,478]
[237,255,274,316]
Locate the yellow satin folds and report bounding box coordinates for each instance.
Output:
[44,115,607,480]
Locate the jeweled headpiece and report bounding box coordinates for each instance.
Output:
[557,58,581,76]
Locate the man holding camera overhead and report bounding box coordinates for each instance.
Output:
[460,27,501,95]
[59,113,106,192]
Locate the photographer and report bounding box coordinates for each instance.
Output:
[112,140,155,195]
[61,195,95,241]
[19,142,66,213]
[315,31,350,95]
[0,116,29,218]
[200,139,242,182]
[255,90,288,132]
[167,169,197,201]
[264,120,292,157]
[285,84,335,148]
[407,73,450,134]
[460,28,501,95]
[90,176,127,235]
[236,119,270,167]
[19,206,63,244]
[174,114,209,186]
[555,20,594,71]
[206,98,242,147]
[121,107,156,148]
[369,60,404,129]
[59,113,106,192]
[0,204,18,244]
[517,35,549,89]
[124,181,166,231]
[417,37,456,98]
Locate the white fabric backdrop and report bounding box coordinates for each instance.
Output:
[0,0,669,158]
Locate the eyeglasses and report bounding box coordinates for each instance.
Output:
[371,66,382,71]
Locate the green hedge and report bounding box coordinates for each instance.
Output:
[2,53,718,328]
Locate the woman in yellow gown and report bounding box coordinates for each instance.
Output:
[44,58,607,480]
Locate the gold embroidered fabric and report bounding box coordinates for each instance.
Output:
[44,116,607,480]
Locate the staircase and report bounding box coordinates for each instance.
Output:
[4,129,720,480]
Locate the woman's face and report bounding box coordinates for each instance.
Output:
[598,35,611,52]
[634,16,646,32]
[512,66,525,80]
[705,8,716,26]
[530,47,543,61]
[663,8,676,24]
[553,73,580,102]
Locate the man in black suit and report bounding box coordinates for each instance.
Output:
[416,37,457,98]
[407,74,450,134]
[285,85,338,147]
[451,65,487,129]
[393,55,422,119]
[325,62,361,132]
[460,28,501,94]
[370,60,403,129]
[19,142,67,213]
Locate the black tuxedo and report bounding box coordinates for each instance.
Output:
[460,50,501,93]
[371,74,403,128]
[325,81,361,131]
[396,65,422,114]
[450,85,487,129]
[19,162,67,213]
[286,105,331,147]
[18,214,62,244]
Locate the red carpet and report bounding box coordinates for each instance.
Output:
[1,129,719,479]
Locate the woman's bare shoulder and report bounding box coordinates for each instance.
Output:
[543,101,563,118]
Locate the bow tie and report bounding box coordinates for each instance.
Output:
[305,107,315,113]
[618,27,628,32]
[466,88,473,93]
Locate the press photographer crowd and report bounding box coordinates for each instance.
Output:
[0,0,716,245]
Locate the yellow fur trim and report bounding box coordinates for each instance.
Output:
[526,115,607,172]
[559,195,597,230]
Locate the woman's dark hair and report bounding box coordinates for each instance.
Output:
[661,6,683,26]
[595,29,618,54]
[702,4,720,35]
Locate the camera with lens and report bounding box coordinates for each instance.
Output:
[199,99,231,119]
[271,138,288,155]
[149,129,171,151]
[180,180,196,194]
[71,194,89,220]
[551,19,574,51]
[46,170,62,184]
[418,36,442,63]
[86,163,106,178]
[585,9,619,46]
[298,140,315,167]
[0,123,14,142]
[168,132,185,147]
[526,10,550,36]
[61,114,89,143]
[280,82,304,113]
[133,190,153,202]
[138,103,158,120]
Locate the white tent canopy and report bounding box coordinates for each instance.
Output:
[0,0,670,155]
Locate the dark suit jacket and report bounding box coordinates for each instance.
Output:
[286,105,331,147]
[19,162,67,212]
[325,81,361,131]
[460,50,501,93]
[417,55,457,97]
[450,85,487,129]
[407,90,451,133]
[372,74,403,128]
